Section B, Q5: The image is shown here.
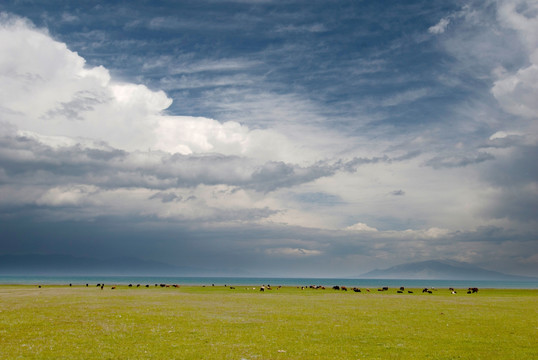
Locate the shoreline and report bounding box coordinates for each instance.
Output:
[1,275,537,289]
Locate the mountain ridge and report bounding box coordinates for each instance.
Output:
[360,260,537,281]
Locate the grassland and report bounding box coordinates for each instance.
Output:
[0,284,536,359]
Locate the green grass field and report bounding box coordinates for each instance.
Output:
[0,285,536,359]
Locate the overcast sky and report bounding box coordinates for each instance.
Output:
[0,0,536,277]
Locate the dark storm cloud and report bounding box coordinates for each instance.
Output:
[483,145,538,187]
[249,161,335,192]
[1,128,420,194]
[478,145,538,223]
[425,152,495,169]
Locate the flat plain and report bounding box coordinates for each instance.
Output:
[0,285,536,359]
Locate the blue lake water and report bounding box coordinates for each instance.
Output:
[0,275,536,289]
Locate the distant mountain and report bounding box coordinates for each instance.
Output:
[361,260,537,281]
[0,254,203,276]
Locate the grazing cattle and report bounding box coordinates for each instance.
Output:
[449,287,454,291]
[427,290,432,294]
[230,287,235,289]
[111,286,116,290]
[399,286,405,291]
[422,288,429,293]
[382,287,389,291]
[378,289,383,292]
[100,284,104,290]
[145,285,149,288]
[408,291,413,294]
[86,284,88,287]
[128,284,133,287]
[333,286,340,290]
[38,285,41,288]
[137,284,140,288]
[341,286,348,291]
[353,288,361,293]
[69,283,72,287]
[260,286,265,292]
[397,290,403,293]
[451,291,457,294]
[97,283,101,287]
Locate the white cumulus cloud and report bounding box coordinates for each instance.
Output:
[492,0,538,119]
[429,17,451,34]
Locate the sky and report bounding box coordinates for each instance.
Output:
[0,0,537,277]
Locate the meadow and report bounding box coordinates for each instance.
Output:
[0,284,536,359]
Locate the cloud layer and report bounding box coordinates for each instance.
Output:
[0,1,536,277]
